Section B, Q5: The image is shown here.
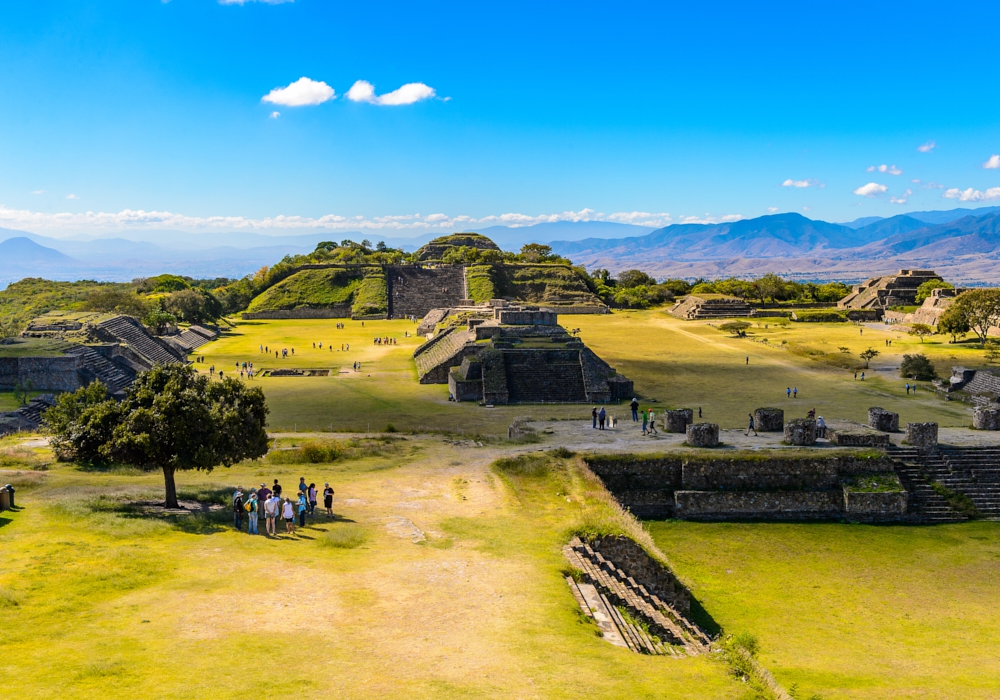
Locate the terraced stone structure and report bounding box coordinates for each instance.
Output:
[669,294,754,320]
[415,307,632,404]
[837,269,941,310]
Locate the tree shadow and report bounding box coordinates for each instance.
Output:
[0,514,12,529]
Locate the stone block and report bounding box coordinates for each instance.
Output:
[664,409,694,433]
[753,407,784,432]
[784,419,817,446]
[829,430,890,448]
[868,407,899,432]
[972,406,1000,431]
[843,489,908,518]
[686,422,719,447]
[905,422,938,449]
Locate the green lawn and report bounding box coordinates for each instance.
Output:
[194,312,974,434]
[648,520,1000,700]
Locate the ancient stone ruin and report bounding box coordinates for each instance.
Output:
[837,269,941,311]
[414,307,632,404]
[784,418,817,446]
[753,407,784,432]
[973,406,1000,431]
[664,409,693,433]
[669,295,754,320]
[905,422,938,450]
[686,422,719,447]
[868,407,900,433]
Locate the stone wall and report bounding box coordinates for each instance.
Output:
[868,407,899,432]
[664,409,693,433]
[784,419,817,445]
[587,535,691,613]
[242,306,352,320]
[0,355,84,392]
[906,422,938,449]
[753,408,784,432]
[843,490,908,519]
[686,423,719,447]
[973,406,1000,430]
[675,490,844,520]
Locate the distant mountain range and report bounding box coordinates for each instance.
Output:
[1,207,999,287]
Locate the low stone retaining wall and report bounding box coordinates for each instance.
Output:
[587,535,691,613]
[0,355,84,392]
[868,407,900,432]
[242,306,352,320]
[829,429,891,448]
[843,490,908,519]
[784,419,817,445]
[906,422,938,449]
[675,490,843,520]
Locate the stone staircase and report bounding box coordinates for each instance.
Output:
[388,266,467,319]
[504,355,587,403]
[96,316,182,366]
[65,346,133,397]
[414,327,476,383]
[563,537,710,656]
[890,446,1000,521]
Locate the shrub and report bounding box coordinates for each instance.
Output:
[718,321,751,337]
[492,454,550,477]
[319,525,369,549]
[792,310,847,322]
[900,353,936,380]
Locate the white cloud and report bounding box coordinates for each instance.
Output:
[890,188,913,205]
[346,80,437,106]
[781,178,820,188]
[853,182,887,197]
[30,190,44,195]
[943,187,1000,202]
[66,194,79,200]
[866,164,902,175]
[261,77,335,107]
[923,181,945,190]
[917,140,936,153]
[0,205,678,233]
[983,154,1000,169]
[802,206,811,212]
[269,111,280,119]
[767,207,778,213]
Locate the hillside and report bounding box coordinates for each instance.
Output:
[246,267,375,313]
[415,233,502,261]
[0,278,128,331]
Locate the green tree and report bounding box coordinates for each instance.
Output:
[46,366,269,508]
[908,323,934,343]
[900,353,936,380]
[143,309,178,335]
[755,273,787,303]
[860,348,880,368]
[616,269,657,288]
[518,243,554,263]
[12,379,32,407]
[84,288,154,318]
[718,321,752,337]
[914,279,953,304]
[938,305,970,343]
[952,289,1000,346]
[163,288,223,324]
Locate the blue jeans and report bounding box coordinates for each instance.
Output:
[234,512,242,529]
[248,512,258,534]
[632,409,638,421]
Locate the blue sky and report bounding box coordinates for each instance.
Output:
[1,0,999,237]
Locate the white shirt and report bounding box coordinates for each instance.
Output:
[265,496,280,516]
[282,502,294,519]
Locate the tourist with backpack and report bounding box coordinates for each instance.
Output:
[246,490,259,535]
[233,487,244,530]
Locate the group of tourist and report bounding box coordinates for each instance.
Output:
[232,477,336,536]
[373,337,397,345]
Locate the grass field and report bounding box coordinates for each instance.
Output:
[0,439,743,700]
[648,519,1000,700]
[193,312,975,433]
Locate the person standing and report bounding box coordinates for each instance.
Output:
[273,479,282,499]
[861,372,865,381]
[233,487,244,531]
[648,410,658,435]
[793,387,798,398]
[816,416,826,438]
[630,398,639,422]
[905,383,910,395]
[591,407,598,429]
[246,490,259,535]
[746,412,757,436]
[641,409,649,435]
[308,483,318,516]
[264,492,280,536]
[323,482,335,518]
[297,491,307,528]
[298,477,307,496]
[786,387,791,398]
[282,497,295,535]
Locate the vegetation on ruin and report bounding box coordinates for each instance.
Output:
[0,278,126,334]
[914,278,954,303]
[246,267,367,312]
[351,268,389,316]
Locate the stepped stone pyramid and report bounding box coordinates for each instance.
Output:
[669,294,754,320]
[413,306,632,404]
[837,269,941,310]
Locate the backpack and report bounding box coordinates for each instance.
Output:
[245,499,254,513]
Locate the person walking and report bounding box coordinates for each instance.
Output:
[592,407,598,429]
[246,490,259,535]
[297,491,308,528]
[282,497,295,535]
[598,406,606,430]
[648,409,658,435]
[854,371,857,380]
[746,412,757,436]
[905,382,910,395]
[793,387,798,398]
[641,409,649,435]
[630,398,639,422]
[698,407,702,418]
[264,491,280,536]
[323,482,335,518]
[861,371,865,381]
[786,387,791,398]
[308,483,318,515]
[233,487,244,531]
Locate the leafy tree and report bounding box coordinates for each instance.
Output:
[755,273,786,303]
[13,380,32,406]
[84,288,154,319]
[616,269,657,289]
[815,282,851,302]
[908,323,934,343]
[938,305,970,343]
[659,278,693,296]
[163,288,223,324]
[719,321,752,337]
[860,348,880,368]
[952,289,1000,346]
[714,277,752,298]
[0,315,21,339]
[46,366,269,508]
[900,353,936,380]
[986,340,1000,365]
[690,282,717,294]
[143,274,191,293]
[144,309,178,335]
[518,243,554,263]
[914,279,953,304]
